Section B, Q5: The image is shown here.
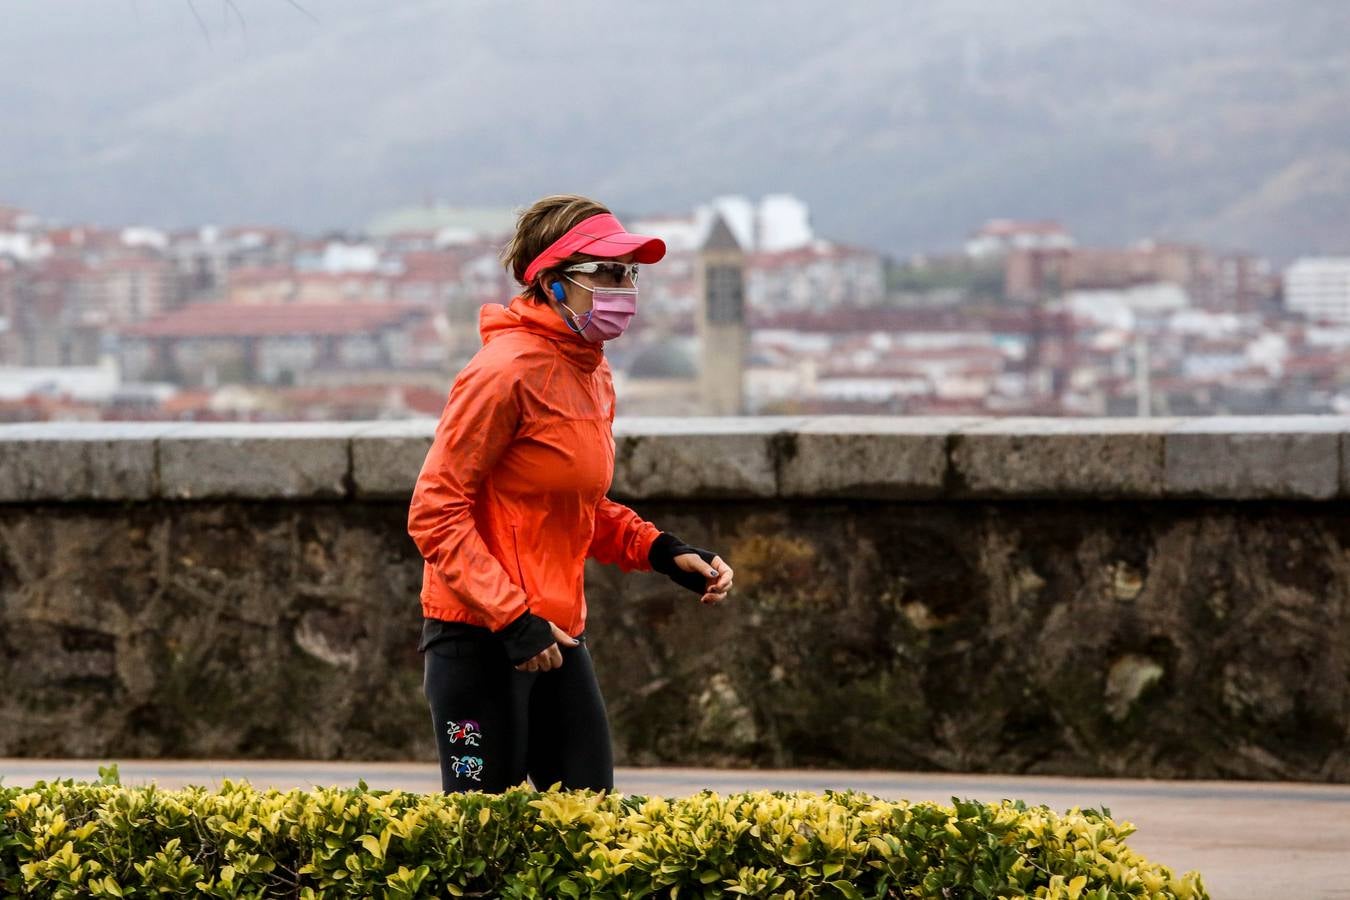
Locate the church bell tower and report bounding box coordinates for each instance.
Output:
[697,214,747,415]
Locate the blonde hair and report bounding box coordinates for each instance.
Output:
[501,194,611,302]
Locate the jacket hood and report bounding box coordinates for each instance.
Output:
[479,295,605,373]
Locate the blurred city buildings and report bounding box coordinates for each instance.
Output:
[1,197,1347,422]
[1284,257,1350,324]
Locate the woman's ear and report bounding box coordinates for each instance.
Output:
[530,271,554,303]
[544,274,568,304]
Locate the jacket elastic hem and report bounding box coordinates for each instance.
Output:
[419,603,508,632]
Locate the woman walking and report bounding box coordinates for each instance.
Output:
[408,194,734,794]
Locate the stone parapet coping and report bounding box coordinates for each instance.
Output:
[1,416,1348,503]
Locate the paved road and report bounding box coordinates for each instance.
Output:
[3,759,1348,899]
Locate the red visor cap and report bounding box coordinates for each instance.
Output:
[523,213,666,285]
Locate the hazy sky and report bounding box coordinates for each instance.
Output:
[3,1,1347,258]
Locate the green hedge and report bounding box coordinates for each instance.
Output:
[0,768,1206,899]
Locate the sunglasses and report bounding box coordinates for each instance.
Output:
[563,260,639,286]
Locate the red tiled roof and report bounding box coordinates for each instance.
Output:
[222,225,294,239]
[1285,353,1348,373]
[45,227,89,247]
[752,306,1050,333]
[821,360,1002,379]
[266,384,447,413]
[399,251,465,280]
[161,390,216,414]
[228,265,294,285]
[121,301,426,338]
[33,257,93,279]
[975,219,1069,238]
[748,244,878,268]
[101,256,169,272]
[295,271,384,284]
[0,206,30,229]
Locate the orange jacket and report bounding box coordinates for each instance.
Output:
[407,294,661,637]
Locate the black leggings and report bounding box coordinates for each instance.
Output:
[422,630,614,794]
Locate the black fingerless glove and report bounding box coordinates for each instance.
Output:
[495,609,557,666]
[648,532,718,594]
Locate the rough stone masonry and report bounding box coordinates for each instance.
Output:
[1,416,1348,781]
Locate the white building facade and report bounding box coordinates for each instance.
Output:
[1285,258,1350,324]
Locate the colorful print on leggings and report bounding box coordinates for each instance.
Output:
[450,756,484,781]
[446,719,482,746]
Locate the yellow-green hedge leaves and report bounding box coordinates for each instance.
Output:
[0,777,1207,899]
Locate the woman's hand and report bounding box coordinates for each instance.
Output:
[674,552,733,605]
[514,620,579,673]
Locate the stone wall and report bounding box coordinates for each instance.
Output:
[2,417,1348,781]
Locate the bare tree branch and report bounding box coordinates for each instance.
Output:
[222,0,247,37]
[182,0,314,43]
[281,0,321,25]
[185,0,213,46]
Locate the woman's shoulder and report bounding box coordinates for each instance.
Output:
[456,333,555,387]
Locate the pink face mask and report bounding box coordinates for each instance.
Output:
[560,279,637,343]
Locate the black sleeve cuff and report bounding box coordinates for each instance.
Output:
[648,532,691,576]
[647,532,718,594]
[495,610,556,665]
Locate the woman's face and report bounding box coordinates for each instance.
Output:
[549,251,637,316]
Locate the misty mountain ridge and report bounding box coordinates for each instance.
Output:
[2,0,1348,261]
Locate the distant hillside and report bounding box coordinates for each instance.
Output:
[1,0,1347,260]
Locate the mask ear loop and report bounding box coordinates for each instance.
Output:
[545,274,594,334]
